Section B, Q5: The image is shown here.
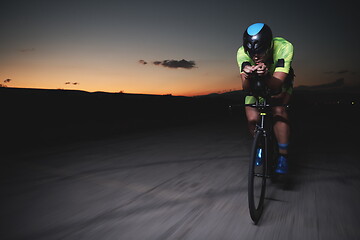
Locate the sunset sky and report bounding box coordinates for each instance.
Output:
[0,0,358,96]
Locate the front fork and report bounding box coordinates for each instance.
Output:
[255,114,272,178]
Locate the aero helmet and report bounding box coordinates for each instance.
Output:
[243,23,273,57]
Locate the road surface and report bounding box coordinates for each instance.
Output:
[1,108,360,240]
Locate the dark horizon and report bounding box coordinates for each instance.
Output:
[2,77,360,98]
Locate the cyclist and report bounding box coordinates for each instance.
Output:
[237,23,294,174]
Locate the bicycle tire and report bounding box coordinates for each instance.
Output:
[248,130,267,224]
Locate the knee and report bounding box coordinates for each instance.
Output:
[246,115,258,125]
[246,107,259,124]
[273,107,289,124]
[272,107,287,118]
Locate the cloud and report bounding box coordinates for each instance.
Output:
[324,69,356,75]
[337,70,349,74]
[65,82,80,85]
[139,59,196,69]
[153,59,196,69]
[297,78,345,90]
[19,48,35,53]
[4,79,11,83]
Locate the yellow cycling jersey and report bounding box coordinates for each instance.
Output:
[237,37,294,75]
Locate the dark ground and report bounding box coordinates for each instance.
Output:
[1,87,359,239]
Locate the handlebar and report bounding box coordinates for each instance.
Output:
[228,103,290,109]
[244,103,290,108]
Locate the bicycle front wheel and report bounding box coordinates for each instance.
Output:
[248,130,267,224]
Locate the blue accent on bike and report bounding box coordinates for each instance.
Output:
[278,143,289,150]
[275,155,288,174]
[247,23,265,36]
[255,148,262,166]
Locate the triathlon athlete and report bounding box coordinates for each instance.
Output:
[237,23,294,174]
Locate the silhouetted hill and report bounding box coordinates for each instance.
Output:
[1,86,359,154]
[194,90,245,102]
[196,85,359,106]
[0,87,230,153]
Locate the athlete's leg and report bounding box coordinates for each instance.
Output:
[245,106,259,136]
[244,96,260,136]
[272,93,291,155]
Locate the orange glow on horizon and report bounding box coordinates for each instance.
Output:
[3,84,242,97]
[2,63,242,96]
[3,56,330,97]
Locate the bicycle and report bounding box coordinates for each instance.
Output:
[245,74,289,224]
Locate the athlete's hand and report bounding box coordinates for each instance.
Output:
[242,65,255,80]
[243,65,255,75]
[254,63,268,76]
[242,63,269,81]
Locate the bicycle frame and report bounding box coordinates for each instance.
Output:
[246,97,277,176]
[242,78,291,223]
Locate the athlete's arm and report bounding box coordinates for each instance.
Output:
[241,65,258,91]
[266,38,293,92]
[243,63,288,93]
[266,71,288,92]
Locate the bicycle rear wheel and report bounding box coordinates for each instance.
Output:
[248,130,267,224]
